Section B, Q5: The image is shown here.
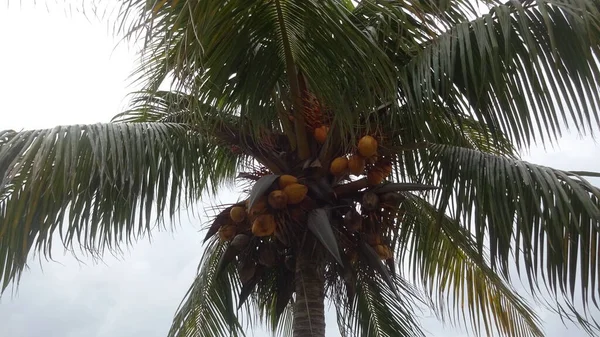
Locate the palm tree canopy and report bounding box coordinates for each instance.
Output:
[2,0,600,336]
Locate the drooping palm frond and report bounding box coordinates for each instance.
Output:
[168,238,244,337]
[335,266,426,337]
[384,105,517,186]
[417,144,600,316]
[395,0,600,148]
[0,122,239,292]
[114,90,294,173]
[399,194,544,337]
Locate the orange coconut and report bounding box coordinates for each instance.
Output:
[283,183,308,204]
[313,125,329,144]
[278,175,298,189]
[358,135,378,158]
[252,214,277,237]
[330,156,349,176]
[348,155,366,175]
[268,190,288,209]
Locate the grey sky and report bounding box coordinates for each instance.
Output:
[1,3,599,337]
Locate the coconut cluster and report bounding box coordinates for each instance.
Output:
[215,174,310,248]
[328,135,393,186]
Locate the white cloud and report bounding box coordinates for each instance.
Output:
[0,3,599,337]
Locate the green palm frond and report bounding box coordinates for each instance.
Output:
[397,0,600,148]
[335,269,426,337]
[419,144,600,314]
[386,106,517,184]
[399,195,544,337]
[169,239,244,337]
[117,0,397,146]
[114,90,291,173]
[0,122,239,292]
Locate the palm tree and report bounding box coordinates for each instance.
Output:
[2,0,600,336]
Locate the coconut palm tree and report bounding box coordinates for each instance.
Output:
[2,0,600,336]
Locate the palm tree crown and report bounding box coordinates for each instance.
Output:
[2,0,600,336]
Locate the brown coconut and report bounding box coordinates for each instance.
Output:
[229,206,247,223]
[313,125,329,144]
[268,190,288,209]
[252,214,277,237]
[218,225,237,241]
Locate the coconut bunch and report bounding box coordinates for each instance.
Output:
[329,134,393,187]
[203,92,437,309]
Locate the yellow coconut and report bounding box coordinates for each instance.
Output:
[358,135,378,158]
[348,155,366,176]
[279,175,299,189]
[330,156,349,176]
[268,190,288,209]
[313,125,329,144]
[252,214,277,237]
[283,183,308,205]
[229,206,247,223]
[218,225,237,241]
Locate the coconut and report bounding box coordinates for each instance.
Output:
[229,206,247,223]
[283,183,308,204]
[252,214,277,237]
[330,156,349,176]
[344,209,362,232]
[313,125,329,144]
[362,192,379,211]
[358,135,378,157]
[367,162,392,186]
[348,155,366,175]
[218,225,237,241]
[268,190,288,209]
[278,175,298,189]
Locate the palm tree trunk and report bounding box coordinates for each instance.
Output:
[293,238,326,337]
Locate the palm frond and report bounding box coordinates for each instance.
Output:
[0,122,239,292]
[399,194,544,337]
[335,264,426,337]
[168,238,244,337]
[114,90,290,173]
[397,0,600,148]
[419,144,600,316]
[116,0,398,147]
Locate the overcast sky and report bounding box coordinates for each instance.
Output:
[1,2,599,337]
